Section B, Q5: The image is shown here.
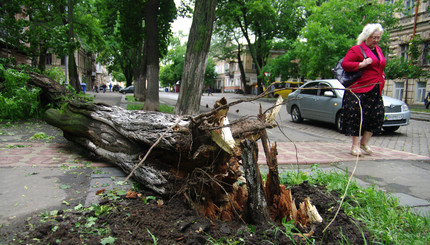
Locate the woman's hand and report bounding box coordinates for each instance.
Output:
[359,58,373,69]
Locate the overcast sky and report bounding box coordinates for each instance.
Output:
[171,0,192,38]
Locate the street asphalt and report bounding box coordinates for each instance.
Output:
[0,91,429,228]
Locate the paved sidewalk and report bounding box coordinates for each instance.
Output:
[257,141,430,165]
[3,141,428,168]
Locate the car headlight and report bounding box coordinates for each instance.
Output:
[402,103,409,112]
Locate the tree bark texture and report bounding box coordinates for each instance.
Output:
[142,0,160,111]
[241,139,271,225]
[174,0,217,115]
[134,39,146,102]
[67,0,80,92]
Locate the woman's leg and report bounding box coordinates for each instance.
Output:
[360,131,373,145]
[360,131,373,154]
[351,136,361,156]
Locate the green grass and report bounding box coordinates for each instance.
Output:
[125,95,174,113]
[410,108,430,113]
[277,164,430,244]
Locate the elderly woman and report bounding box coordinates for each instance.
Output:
[340,23,387,156]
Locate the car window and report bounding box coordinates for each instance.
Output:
[318,83,334,96]
[300,82,319,95]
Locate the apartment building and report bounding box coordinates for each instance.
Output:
[383,0,430,106]
[215,47,283,95]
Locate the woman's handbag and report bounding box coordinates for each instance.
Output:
[333,46,367,88]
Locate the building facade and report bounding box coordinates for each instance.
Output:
[383,0,430,106]
[215,47,283,95]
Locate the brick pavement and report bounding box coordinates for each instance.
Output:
[257,142,430,165]
[276,118,430,157]
[0,142,111,168]
[1,141,428,168]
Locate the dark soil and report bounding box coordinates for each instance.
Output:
[0,181,372,244]
[0,119,373,244]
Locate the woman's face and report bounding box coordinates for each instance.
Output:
[365,31,381,49]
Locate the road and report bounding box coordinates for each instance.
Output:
[91,91,430,157]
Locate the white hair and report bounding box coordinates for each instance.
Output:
[357,23,384,45]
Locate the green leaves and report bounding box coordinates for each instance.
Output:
[0,65,43,120]
[267,0,403,80]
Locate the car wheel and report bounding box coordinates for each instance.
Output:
[383,126,400,133]
[291,106,303,123]
[335,112,342,132]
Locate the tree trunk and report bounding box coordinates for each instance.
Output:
[237,45,249,94]
[174,0,217,115]
[67,0,80,92]
[29,71,324,227]
[38,45,47,72]
[134,40,147,102]
[241,139,271,225]
[142,0,160,111]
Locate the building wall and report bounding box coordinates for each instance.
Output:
[215,47,283,94]
[384,0,430,106]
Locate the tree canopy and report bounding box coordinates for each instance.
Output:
[269,0,401,80]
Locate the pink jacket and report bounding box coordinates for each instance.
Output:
[341,42,386,94]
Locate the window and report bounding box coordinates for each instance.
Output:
[400,44,409,62]
[394,82,405,100]
[300,82,318,95]
[61,57,66,66]
[405,0,415,14]
[423,42,430,66]
[45,54,52,65]
[416,82,426,102]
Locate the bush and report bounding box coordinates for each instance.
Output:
[0,65,44,120]
[44,67,66,85]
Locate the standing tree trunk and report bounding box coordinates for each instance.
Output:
[174,0,217,115]
[142,0,160,111]
[237,44,249,94]
[134,40,147,102]
[67,0,80,92]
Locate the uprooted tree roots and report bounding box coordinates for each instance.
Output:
[37,66,323,232]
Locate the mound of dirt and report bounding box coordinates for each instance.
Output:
[1,182,372,244]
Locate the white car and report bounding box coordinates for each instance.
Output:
[286,79,410,132]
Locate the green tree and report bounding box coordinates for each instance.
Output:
[278,0,401,80]
[160,36,186,89]
[215,0,306,93]
[0,1,31,65]
[204,57,217,88]
[95,0,139,87]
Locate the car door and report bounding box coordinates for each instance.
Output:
[296,82,320,120]
[312,82,339,123]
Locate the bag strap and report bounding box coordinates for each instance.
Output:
[359,46,367,59]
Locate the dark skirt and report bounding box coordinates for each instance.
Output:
[340,85,384,136]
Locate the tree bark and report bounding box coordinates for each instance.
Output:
[134,39,146,102]
[67,0,80,92]
[174,0,217,115]
[241,139,271,225]
[142,0,160,111]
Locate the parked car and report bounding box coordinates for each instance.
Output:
[119,85,134,94]
[286,79,410,132]
[112,85,121,92]
[266,81,304,98]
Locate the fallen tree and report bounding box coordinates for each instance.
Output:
[22,70,322,227]
[44,96,321,228]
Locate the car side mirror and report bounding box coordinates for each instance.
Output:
[323,91,335,97]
